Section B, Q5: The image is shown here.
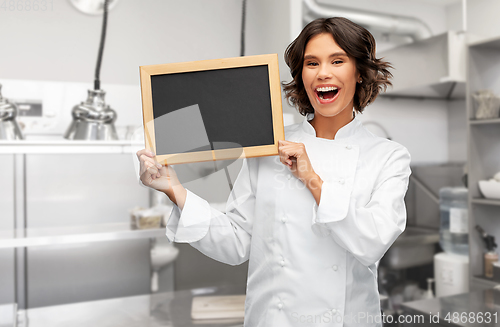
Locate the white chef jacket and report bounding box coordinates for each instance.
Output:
[166,113,412,327]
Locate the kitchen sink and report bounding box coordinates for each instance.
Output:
[380,226,440,269]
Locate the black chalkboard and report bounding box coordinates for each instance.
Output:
[140,54,284,165]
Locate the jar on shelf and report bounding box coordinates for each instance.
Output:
[439,187,469,256]
[472,89,500,119]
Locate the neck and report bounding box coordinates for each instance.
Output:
[310,108,354,140]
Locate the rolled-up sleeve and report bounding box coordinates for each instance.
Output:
[165,158,257,266]
[312,146,412,267]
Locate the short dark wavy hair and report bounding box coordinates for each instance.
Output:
[283,17,393,115]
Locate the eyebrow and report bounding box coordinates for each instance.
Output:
[303,52,348,60]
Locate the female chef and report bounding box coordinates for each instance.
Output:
[137,17,411,327]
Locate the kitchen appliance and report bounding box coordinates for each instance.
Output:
[0,84,24,140]
[434,252,469,297]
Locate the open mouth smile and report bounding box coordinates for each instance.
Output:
[314,85,340,104]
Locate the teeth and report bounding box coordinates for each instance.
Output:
[316,86,338,92]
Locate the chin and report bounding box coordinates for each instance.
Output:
[313,104,349,118]
[314,110,342,118]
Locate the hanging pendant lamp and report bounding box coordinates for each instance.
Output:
[65,0,118,140]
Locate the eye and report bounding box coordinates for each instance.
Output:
[332,60,343,65]
[306,62,318,66]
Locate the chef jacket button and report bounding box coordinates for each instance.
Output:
[280,260,285,267]
[346,145,352,150]
[287,174,292,180]
[278,303,283,310]
[331,308,337,314]
[332,265,338,271]
[281,216,287,223]
[338,179,345,185]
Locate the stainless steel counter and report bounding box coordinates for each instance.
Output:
[17,286,244,327]
[401,289,500,326]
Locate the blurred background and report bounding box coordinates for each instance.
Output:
[1,0,500,326]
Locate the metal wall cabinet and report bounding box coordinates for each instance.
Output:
[466,36,500,290]
[25,152,151,308]
[378,31,467,100]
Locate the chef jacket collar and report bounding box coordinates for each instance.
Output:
[302,111,361,140]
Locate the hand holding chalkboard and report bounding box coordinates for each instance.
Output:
[136,149,187,208]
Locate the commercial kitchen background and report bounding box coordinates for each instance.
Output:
[1,0,500,324]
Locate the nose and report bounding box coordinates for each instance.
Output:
[317,64,333,80]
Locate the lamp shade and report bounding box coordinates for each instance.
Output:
[64,89,118,140]
[0,84,24,140]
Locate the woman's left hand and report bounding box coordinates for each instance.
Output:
[278,140,318,185]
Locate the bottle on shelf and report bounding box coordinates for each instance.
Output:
[439,187,469,256]
[422,278,434,299]
[475,224,498,278]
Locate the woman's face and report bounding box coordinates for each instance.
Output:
[301,33,360,118]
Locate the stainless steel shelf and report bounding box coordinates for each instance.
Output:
[0,140,144,154]
[472,275,500,288]
[469,34,500,49]
[378,31,467,100]
[469,118,500,125]
[467,34,500,292]
[0,223,166,249]
[471,198,500,206]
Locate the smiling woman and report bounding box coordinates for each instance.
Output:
[137,16,412,327]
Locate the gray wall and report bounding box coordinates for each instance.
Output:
[0,0,242,85]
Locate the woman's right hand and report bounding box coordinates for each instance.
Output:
[136,149,187,208]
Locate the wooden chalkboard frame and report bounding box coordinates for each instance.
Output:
[139,54,284,165]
